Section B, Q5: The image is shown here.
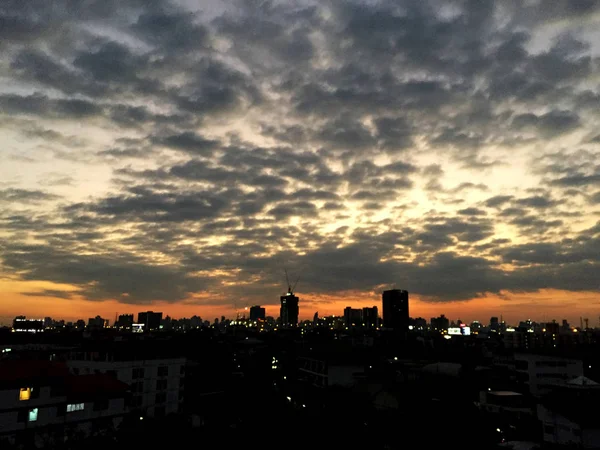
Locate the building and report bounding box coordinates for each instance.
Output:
[514,353,583,397]
[12,317,44,333]
[538,377,600,448]
[430,314,449,332]
[87,316,108,330]
[382,289,409,331]
[115,314,134,330]
[0,360,128,448]
[137,311,163,331]
[362,306,378,328]
[67,342,185,418]
[343,307,363,328]
[280,292,299,327]
[249,306,266,322]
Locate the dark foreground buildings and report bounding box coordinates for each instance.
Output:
[382,289,409,331]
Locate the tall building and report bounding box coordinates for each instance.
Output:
[115,314,134,330]
[138,311,163,331]
[249,305,266,321]
[280,292,299,327]
[362,306,378,328]
[431,314,449,332]
[87,316,108,330]
[343,307,362,328]
[382,289,409,330]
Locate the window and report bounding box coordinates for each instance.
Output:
[179,377,185,388]
[28,408,38,422]
[19,388,32,401]
[158,366,168,377]
[154,406,165,417]
[56,404,66,416]
[180,365,185,375]
[132,368,145,379]
[66,403,84,412]
[155,392,167,404]
[131,381,143,393]
[544,425,555,434]
[156,379,167,390]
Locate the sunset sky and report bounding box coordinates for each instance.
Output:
[0,0,599,326]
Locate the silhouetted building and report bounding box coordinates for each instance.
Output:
[249,305,266,321]
[362,306,378,328]
[382,289,409,331]
[137,311,163,331]
[490,316,499,331]
[12,317,44,333]
[87,316,108,330]
[344,307,362,328]
[115,314,133,330]
[280,292,299,327]
[431,314,449,332]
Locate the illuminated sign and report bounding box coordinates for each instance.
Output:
[448,327,471,336]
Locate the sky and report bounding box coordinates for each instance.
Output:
[0,0,599,326]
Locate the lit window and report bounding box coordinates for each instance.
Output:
[66,403,84,412]
[28,408,38,422]
[19,388,32,401]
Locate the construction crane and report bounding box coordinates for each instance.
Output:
[284,267,300,295]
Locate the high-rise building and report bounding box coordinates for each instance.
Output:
[249,305,266,321]
[280,292,299,327]
[137,311,163,331]
[343,307,363,328]
[382,289,409,330]
[431,314,449,332]
[362,306,379,328]
[87,316,108,330]
[115,314,134,330]
[490,317,499,331]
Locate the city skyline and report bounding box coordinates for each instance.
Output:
[1,1,599,323]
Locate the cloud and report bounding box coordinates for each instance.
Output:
[0,0,599,311]
[0,188,60,204]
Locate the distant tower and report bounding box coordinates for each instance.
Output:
[382,289,409,330]
[280,269,300,327]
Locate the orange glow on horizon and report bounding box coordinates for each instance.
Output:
[0,279,598,327]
